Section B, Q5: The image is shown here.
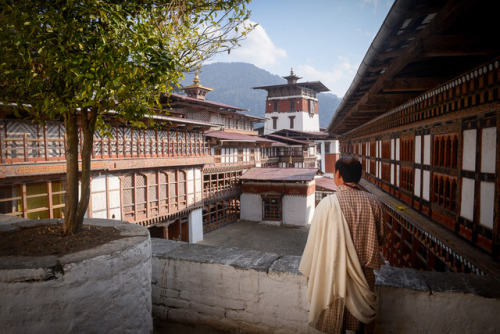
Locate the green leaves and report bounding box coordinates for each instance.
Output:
[0,0,254,129]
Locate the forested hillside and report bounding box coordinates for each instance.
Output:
[181,62,341,128]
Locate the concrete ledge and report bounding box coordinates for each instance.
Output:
[151,238,312,333]
[152,239,500,334]
[375,266,500,333]
[0,216,153,334]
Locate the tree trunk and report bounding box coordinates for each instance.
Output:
[63,108,98,235]
[76,107,98,226]
[63,111,81,235]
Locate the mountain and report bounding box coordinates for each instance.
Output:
[181,62,341,129]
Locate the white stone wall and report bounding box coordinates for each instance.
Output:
[264,111,319,134]
[375,266,500,334]
[151,241,500,334]
[296,112,320,132]
[0,217,152,334]
[151,239,313,334]
[240,193,262,222]
[189,208,203,243]
[283,194,315,226]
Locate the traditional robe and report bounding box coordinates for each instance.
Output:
[299,193,378,332]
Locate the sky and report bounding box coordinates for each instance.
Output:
[209,0,394,97]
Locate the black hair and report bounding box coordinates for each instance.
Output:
[335,156,362,183]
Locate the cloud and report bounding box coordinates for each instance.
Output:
[360,0,394,13]
[360,0,381,12]
[211,21,287,67]
[296,56,358,97]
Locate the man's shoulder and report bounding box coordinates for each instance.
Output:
[338,187,382,206]
[362,191,383,209]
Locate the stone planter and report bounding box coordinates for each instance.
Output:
[0,216,152,333]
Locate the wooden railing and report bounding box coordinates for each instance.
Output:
[0,120,209,164]
[212,153,257,166]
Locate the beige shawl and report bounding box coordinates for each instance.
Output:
[299,194,377,327]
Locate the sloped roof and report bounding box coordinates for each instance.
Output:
[328,0,500,135]
[254,81,329,93]
[270,129,329,139]
[265,134,313,145]
[240,168,318,182]
[205,130,277,144]
[168,93,265,122]
[151,113,214,128]
[315,177,338,191]
[168,93,248,112]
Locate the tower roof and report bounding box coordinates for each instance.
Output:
[283,68,302,84]
[253,69,329,93]
[181,71,213,100]
[253,81,329,93]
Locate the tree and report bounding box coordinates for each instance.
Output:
[0,0,254,234]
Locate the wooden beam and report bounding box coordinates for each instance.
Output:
[366,94,416,105]
[381,77,446,92]
[357,104,392,112]
[421,35,500,57]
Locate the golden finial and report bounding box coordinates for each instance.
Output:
[193,70,200,85]
[291,68,294,75]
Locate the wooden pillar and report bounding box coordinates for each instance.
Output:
[23,133,28,162]
[0,123,4,163]
[22,183,28,218]
[43,125,48,161]
[47,181,53,219]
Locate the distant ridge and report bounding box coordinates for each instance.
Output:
[181,62,341,128]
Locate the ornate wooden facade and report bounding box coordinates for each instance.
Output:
[0,115,212,242]
[328,0,500,277]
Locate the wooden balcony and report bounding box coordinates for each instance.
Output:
[0,120,212,177]
[0,120,209,164]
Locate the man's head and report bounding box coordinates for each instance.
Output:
[334,156,362,185]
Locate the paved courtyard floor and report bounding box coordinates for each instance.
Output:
[198,219,310,256]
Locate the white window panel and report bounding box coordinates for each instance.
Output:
[422,170,430,201]
[415,135,422,164]
[396,165,400,187]
[462,129,476,171]
[481,127,496,173]
[396,138,400,161]
[390,164,394,185]
[423,135,431,165]
[391,139,395,160]
[414,168,421,197]
[460,177,475,221]
[479,181,495,229]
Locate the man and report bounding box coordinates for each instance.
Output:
[299,156,384,334]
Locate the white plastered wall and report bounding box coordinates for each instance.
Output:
[195,168,203,204]
[240,193,262,222]
[185,167,203,206]
[90,174,121,220]
[479,127,496,229]
[283,194,314,226]
[461,178,475,221]
[462,129,476,171]
[481,127,496,173]
[189,208,204,243]
[264,111,319,134]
